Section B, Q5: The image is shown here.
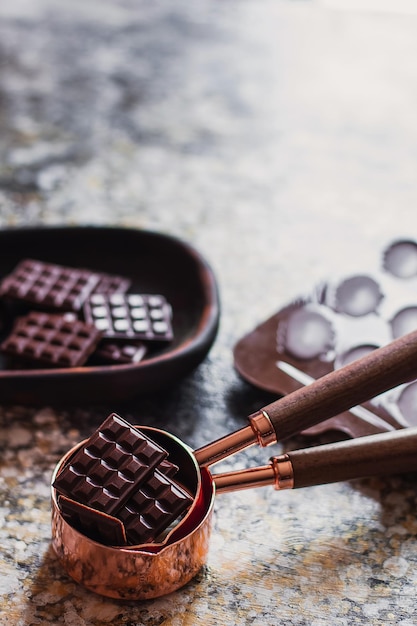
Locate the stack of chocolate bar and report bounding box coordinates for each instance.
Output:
[53,413,193,545]
[0,259,174,368]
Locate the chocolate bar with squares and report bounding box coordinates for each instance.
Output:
[0,259,101,312]
[58,457,181,546]
[53,413,193,545]
[52,413,169,515]
[0,311,102,368]
[83,293,173,342]
[0,258,132,312]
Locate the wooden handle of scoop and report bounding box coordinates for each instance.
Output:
[261,330,417,441]
[196,330,417,469]
[213,427,417,494]
[288,427,417,488]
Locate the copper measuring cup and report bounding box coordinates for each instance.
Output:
[51,426,214,600]
[52,329,417,600]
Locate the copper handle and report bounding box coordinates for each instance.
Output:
[213,427,417,493]
[196,330,417,467]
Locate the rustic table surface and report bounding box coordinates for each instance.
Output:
[1,1,417,624]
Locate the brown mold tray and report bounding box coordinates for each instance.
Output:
[0,226,220,405]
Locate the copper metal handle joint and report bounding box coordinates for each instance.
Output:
[194,424,256,467]
[194,410,276,468]
[213,453,294,494]
[195,411,276,468]
[271,454,294,490]
[248,410,276,447]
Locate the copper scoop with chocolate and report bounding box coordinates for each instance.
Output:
[52,413,194,547]
[52,329,417,600]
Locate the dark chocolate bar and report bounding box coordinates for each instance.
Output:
[58,464,190,546]
[54,413,193,545]
[0,259,101,312]
[118,469,193,545]
[0,258,132,313]
[83,293,173,342]
[0,311,102,367]
[53,413,168,514]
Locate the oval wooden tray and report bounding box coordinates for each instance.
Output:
[0,226,220,405]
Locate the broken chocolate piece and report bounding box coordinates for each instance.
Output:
[91,272,131,296]
[58,495,127,545]
[158,458,180,479]
[83,293,173,342]
[93,341,148,364]
[0,311,102,367]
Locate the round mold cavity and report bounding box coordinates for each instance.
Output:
[383,240,417,278]
[397,381,417,426]
[390,306,417,339]
[335,344,378,369]
[334,275,383,317]
[280,306,334,361]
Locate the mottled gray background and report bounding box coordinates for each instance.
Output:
[1,0,417,624]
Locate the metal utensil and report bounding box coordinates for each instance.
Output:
[213,426,417,493]
[195,329,417,466]
[52,426,417,600]
[52,329,417,599]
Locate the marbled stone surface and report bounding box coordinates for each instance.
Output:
[1,0,417,624]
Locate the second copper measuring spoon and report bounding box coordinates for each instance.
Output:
[213,426,417,493]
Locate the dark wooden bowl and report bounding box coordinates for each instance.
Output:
[0,226,220,405]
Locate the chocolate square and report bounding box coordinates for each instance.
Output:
[91,272,131,296]
[0,311,102,367]
[0,259,101,312]
[53,413,193,545]
[53,413,168,514]
[83,293,173,342]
